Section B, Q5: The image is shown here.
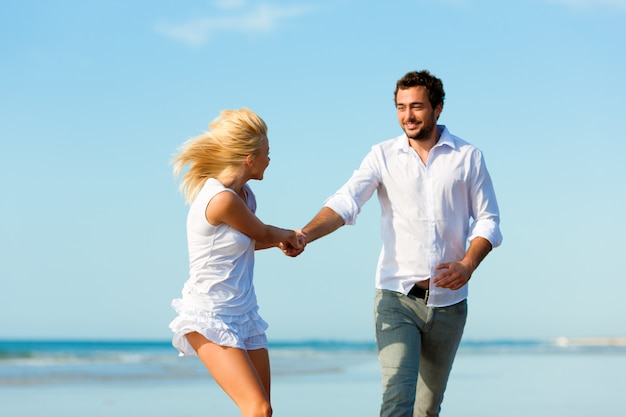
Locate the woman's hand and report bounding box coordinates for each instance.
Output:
[280,230,306,257]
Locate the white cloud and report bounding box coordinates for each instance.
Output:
[156,3,315,46]
[546,0,626,10]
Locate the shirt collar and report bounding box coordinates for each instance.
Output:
[436,125,456,150]
[395,125,455,153]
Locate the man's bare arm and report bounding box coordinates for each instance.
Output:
[280,207,345,257]
[302,207,345,243]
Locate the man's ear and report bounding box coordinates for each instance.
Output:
[434,103,443,121]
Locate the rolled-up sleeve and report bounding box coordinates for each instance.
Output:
[469,216,502,248]
[467,150,502,247]
[324,193,361,225]
[324,150,380,226]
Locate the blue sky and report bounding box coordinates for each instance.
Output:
[2,0,625,342]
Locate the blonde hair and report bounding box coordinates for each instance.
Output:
[172,108,268,203]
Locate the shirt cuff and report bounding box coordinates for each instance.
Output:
[324,193,360,225]
[468,219,503,248]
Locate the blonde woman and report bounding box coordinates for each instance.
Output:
[169,108,303,417]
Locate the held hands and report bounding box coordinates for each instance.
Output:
[279,230,307,257]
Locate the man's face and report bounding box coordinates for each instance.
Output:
[395,86,442,141]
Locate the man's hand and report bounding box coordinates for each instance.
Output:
[432,261,473,290]
[279,230,306,257]
[433,237,492,290]
[277,207,345,258]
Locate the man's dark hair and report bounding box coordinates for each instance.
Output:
[394,70,445,109]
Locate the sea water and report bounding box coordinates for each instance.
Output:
[1,339,624,416]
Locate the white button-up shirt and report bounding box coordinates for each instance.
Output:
[324,125,502,307]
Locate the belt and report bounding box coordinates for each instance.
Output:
[408,285,429,302]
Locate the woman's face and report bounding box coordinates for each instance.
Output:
[250,137,270,180]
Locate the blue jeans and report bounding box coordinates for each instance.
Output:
[374,289,467,417]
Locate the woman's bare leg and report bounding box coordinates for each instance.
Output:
[185,332,272,417]
[248,348,271,399]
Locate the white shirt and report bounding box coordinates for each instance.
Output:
[324,125,502,307]
[181,178,258,315]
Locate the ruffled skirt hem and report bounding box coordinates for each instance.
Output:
[169,299,268,355]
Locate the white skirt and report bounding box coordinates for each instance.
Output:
[169,299,269,355]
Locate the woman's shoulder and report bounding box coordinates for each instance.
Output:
[191,178,234,209]
[203,178,236,196]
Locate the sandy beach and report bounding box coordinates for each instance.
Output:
[2,343,625,417]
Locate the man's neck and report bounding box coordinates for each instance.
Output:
[409,130,441,165]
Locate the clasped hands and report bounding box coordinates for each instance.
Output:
[279,230,306,257]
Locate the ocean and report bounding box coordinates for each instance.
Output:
[1,338,625,416]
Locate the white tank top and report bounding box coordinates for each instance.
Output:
[180,178,257,315]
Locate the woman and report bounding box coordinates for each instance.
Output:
[169,108,303,417]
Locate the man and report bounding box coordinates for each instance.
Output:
[284,70,502,416]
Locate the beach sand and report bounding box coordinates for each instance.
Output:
[1,369,381,417]
[2,349,625,417]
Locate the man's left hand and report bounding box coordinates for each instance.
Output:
[432,261,473,290]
